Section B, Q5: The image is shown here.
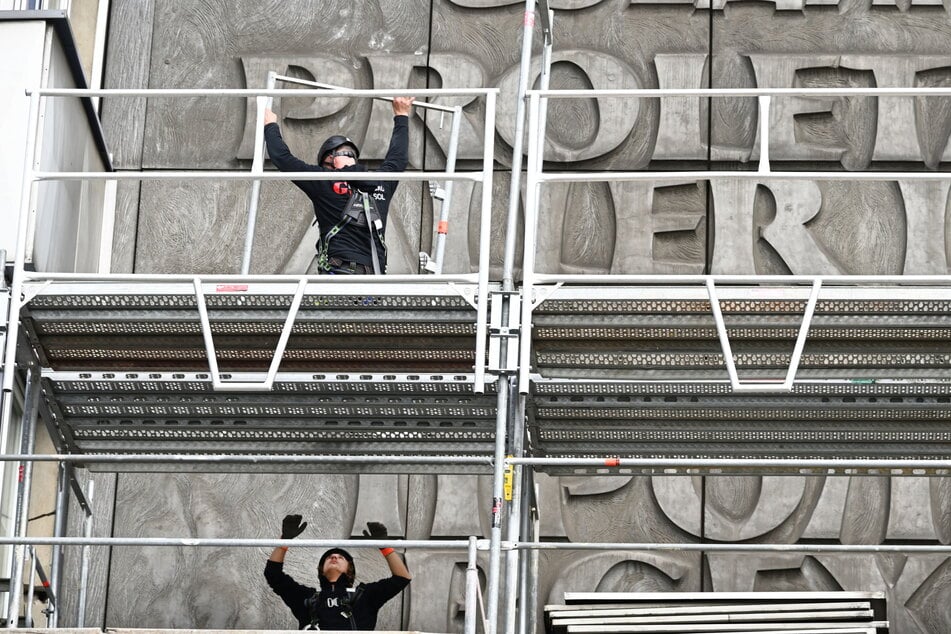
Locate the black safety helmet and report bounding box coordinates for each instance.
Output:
[318,547,355,584]
[318,135,360,165]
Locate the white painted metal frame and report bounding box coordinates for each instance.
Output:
[242,74,467,275]
[241,71,277,275]
[193,277,307,391]
[1,83,501,630]
[6,85,499,393]
[519,86,951,394]
[706,277,820,391]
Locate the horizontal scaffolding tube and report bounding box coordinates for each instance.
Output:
[31,88,499,98]
[505,457,951,472]
[2,536,950,555]
[0,454,494,466]
[536,171,951,183]
[526,273,951,284]
[271,75,459,113]
[34,171,483,182]
[0,537,484,549]
[17,272,481,283]
[529,87,951,98]
[24,271,951,286]
[512,541,951,554]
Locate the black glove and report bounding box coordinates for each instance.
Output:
[281,514,307,539]
[362,521,388,540]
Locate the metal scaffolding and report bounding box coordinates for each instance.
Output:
[3,3,951,633]
[1,83,509,632]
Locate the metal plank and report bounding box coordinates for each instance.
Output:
[547,603,872,618]
[534,283,951,302]
[552,610,874,625]
[561,592,885,603]
[562,622,886,633]
[562,629,876,634]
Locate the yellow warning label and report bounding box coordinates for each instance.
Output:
[503,458,514,501]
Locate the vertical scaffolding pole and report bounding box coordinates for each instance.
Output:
[465,536,479,634]
[241,71,276,274]
[517,469,535,634]
[76,480,94,627]
[526,483,541,634]
[501,0,541,291]
[1,90,41,503]
[503,390,526,634]
[47,463,67,628]
[757,95,771,175]
[430,105,464,274]
[518,92,543,395]
[23,548,35,628]
[474,91,498,392]
[5,368,38,627]
[485,377,509,634]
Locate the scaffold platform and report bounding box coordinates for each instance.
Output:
[524,281,951,474]
[17,278,499,473]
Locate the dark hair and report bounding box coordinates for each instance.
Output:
[318,548,355,584]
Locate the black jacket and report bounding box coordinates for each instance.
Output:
[264,559,410,630]
[264,116,409,270]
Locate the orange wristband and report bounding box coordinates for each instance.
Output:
[380,547,395,556]
[279,546,289,551]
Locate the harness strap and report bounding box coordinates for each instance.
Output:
[362,193,383,275]
[316,216,352,273]
[318,190,387,274]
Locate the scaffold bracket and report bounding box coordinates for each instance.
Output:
[19,279,51,306]
[488,292,521,373]
[530,281,561,310]
[706,278,822,392]
[194,277,307,391]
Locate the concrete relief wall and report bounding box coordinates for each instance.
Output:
[90,0,951,632]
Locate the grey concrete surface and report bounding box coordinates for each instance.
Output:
[73,1,951,633]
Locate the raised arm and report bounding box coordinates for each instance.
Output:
[392,96,414,118]
[269,513,307,563]
[263,109,315,173]
[364,521,412,580]
[379,98,413,173]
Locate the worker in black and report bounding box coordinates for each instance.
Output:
[263,97,413,274]
[265,515,411,630]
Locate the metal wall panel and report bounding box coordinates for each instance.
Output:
[89,1,951,633]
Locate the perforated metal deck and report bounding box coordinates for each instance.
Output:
[528,378,951,474]
[530,285,951,381]
[19,279,499,473]
[22,281,488,372]
[526,282,951,474]
[38,371,498,473]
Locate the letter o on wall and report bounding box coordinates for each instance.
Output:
[496,49,643,162]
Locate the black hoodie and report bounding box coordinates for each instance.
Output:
[264,559,410,630]
[263,116,409,271]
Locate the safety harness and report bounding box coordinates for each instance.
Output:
[316,186,386,275]
[303,582,365,630]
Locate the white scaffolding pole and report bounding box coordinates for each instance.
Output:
[240,71,276,274]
